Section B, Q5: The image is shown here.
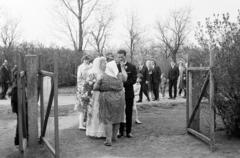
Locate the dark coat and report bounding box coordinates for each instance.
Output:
[168,65,179,81]
[118,62,137,99]
[0,65,10,83]
[138,65,149,83]
[152,65,161,84]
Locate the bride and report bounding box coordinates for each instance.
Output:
[85,57,105,137]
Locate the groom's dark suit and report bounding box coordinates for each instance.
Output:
[118,62,137,136]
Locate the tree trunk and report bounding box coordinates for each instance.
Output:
[130,49,133,63]
[171,51,177,62]
[78,18,83,59]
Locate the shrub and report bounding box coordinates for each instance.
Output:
[196,11,240,136]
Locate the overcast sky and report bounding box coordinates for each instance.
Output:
[0,0,239,49]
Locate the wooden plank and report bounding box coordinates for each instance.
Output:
[21,77,28,142]
[188,73,210,128]
[186,70,190,129]
[187,67,210,71]
[41,83,54,138]
[54,53,60,158]
[40,75,44,130]
[42,137,56,156]
[187,128,211,144]
[17,54,24,152]
[26,55,39,146]
[209,50,216,151]
[40,70,54,77]
[38,56,45,132]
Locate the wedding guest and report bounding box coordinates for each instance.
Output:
[145,60,154,100]
[75,55,92,130]
[133,81,142,124]
[168,61,179,99]
[160,73,167,98]
[117,49,137,138]
[94,56,127,146]
[151,60,161,101]
[0,60,10,99]
[136,60,150,102]
[178,62,186,97]
[8,68,28,146]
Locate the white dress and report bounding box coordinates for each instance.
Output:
[86,83,105,137]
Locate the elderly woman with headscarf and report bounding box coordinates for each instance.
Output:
[93,55,127,146]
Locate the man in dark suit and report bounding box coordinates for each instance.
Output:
[168,61,179,99]
[8,68,28,146]
[137,60,150,102]
[0,60,10,99]
[151,61,161,101]
[117,49,137,138]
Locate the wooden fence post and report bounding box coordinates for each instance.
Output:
[209,50,215,151]
[54,53,60,158]
[26,55,39,146]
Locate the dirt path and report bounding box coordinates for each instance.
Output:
[1,96,240,158]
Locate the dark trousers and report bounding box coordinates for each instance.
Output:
[15,113,19,145]
[14,106,28,145]
[139,83,150,101]
[169,79,178,98]
[120,97,134,135]
[152,82,160,100]
[0,82,8,99]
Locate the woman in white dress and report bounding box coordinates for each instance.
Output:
[75,55,92,130]
[86,57,105,137]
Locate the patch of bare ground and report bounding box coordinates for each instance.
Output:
[1,97,240,158]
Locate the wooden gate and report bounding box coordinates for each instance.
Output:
[39,54,60,158]
[16,54,59,157]
[186,51,216,151]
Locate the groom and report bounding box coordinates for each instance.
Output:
[117,49,137,138]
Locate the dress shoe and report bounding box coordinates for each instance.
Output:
[135,120,142,124]
[126,133,133,138]
[117,134,123,138]
[136,100,142,103]
[104,141,112,146]
[79,126,86,131]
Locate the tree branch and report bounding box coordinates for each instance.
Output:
[61,0,79,18]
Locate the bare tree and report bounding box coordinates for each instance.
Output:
[58,0,99,56]
[156,8,191,62]
[0,19,19,59]
[89,8,113,55]
[125,14,141,62]
[0,20,19,50]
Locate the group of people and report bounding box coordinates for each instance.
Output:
[136,59,187,103]
[74,49,187,146]
[75,50,137,146]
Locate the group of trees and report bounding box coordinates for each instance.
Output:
[55,0,192,62]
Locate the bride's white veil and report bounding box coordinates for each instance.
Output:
[89,56,106,74]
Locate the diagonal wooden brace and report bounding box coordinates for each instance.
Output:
[188,72,210,128]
